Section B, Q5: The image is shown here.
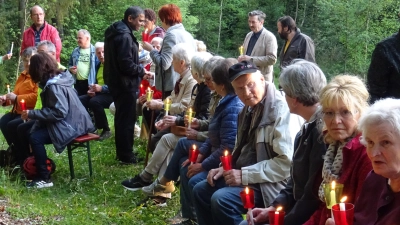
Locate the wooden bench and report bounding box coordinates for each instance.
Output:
[66,133,99,179]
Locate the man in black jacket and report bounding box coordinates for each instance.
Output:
[367,29,400,104]
[104,6,145,164]
[277,16,315,70]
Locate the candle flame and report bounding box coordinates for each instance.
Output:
[340,196,347,203]
[147,87,151,91]
[7,85,9,88]
[141,84,143,88]
[189,107,192,113]
[21,99,25,103]
[192,144,196,150]
[245,187,249,194]
[276,206,282,212]
[331,181,336,190]
[144,28,148,33]
[224,150,228,156]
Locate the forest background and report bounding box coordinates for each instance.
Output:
[0,0,399,90]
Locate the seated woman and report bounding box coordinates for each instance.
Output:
[0,47,38,166]
[142,58,244,224]
[21,52,94,188]
[241,60,327,225]
[326,98,400,225]
[303,75,372,225]
[121,50,212,195]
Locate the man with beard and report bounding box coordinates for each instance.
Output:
[277,16,315,70]
[238,10,277,83]
[104,6,146,164]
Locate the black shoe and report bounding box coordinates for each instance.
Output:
[98,130,112,141]
[119,155,138,165]
[121,175,152,191]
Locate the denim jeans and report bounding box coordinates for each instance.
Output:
[30,127,53,180]
[192,178,264,225]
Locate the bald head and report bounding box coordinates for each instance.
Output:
[30,5,45,28]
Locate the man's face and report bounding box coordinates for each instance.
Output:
[37,45,56,60]
[31,6,45,27]
[77,32,90,48]
[232,73,265,107]
[248,16,263,33]
[277,22,289,40]
[128,14,145,31]
[96,47,104,63]
[151,40,162,51]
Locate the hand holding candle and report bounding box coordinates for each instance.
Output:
[239,45,244,56]
[19,99,27,122]
[164,98,171,116]
[220,150,232,170]
[268,206,285,225]
[189,144,199,165]
[145,87,154,110]
[240,187,255,225]
[142,28,149,42]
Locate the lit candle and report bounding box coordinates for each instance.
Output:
[7,84,10,94]
[145,87,153,110]
[140,84,144,96]
[189,144,199,165]
[142,28,149,42]
[220,150,232,170]
[339,196,348,225]
[274,206,283,225]
[240,187,255,225]
[329,181,337,209]
[187,107,193,129]
[164,98,171,116]
[239,45,244,56]
[19,99,26,122]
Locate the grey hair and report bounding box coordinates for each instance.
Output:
[248,10,266,22]
[359,98,400,145]
[196,40,207,52]
[172,43,195,68]
[94,42,104,49]
[191,52,213,81]
[37,40,56,53]
[151,37,163,45]
[202,56,225,77]
[279,59,327,106]
[78,29,91,39]
[21,46,37,58]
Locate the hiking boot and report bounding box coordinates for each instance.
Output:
[141,178,175,196]
[98,130,112,141]
[26,179,53,189]
[121,175,152,191]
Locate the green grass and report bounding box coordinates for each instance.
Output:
[0,109,180,224]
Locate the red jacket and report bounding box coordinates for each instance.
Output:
[303,135,372,225]
[21,22,62,62]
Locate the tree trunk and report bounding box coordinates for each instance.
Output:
[217,0,223,54]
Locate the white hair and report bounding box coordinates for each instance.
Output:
[94,42,104,49]
[172,43,195,68]
[78,29,91,39]
[191,52,213,80]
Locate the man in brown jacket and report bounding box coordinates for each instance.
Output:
[238,10,278,83]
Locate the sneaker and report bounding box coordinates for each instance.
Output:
[142,178,175,196]
[98,130,112,141]
[121,175,152,191]
[26,179,53,188]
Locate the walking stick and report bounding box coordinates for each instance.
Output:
[144,109,155,167]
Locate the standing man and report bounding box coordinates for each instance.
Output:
[104,6,146,164]
[238,10,277,83]
[68,29,99,96]
[277,16,315,69]
[21,5,62,62]
[367,29,400,103]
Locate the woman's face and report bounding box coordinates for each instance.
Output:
[203,73,215,90]
[323,98,360,142]
[212,81,225,96]
[364,122,400,180]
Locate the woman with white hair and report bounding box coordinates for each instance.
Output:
[326,98,400,225]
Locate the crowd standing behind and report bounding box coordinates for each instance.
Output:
[1,3,399,225]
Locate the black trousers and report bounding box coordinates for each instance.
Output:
[112,91,136,161]
[79,93,113,130]
[75,80,89,96]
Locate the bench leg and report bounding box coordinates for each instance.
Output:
[67,144,75,180]
[86,142,93,177]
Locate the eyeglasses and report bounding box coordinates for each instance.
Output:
[322,110,357,120]
[204,77,213,83]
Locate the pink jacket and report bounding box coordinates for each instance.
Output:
[21,22,62,62]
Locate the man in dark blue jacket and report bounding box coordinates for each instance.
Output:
[104,6,145,164]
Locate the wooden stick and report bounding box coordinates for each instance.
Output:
[144,110,155,167]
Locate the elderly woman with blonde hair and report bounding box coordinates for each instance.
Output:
[326,98,400,225]
[304,75,373,225]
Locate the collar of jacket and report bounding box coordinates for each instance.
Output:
[167,23,184,32]
[179,68,192,85]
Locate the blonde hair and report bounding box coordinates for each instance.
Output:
[320,75,369,143]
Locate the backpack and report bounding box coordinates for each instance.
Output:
[22,156,56,179]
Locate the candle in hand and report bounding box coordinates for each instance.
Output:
[220,150,232,170]
[9,42,13,54]
[19,99,26,110]
[164,98,171,116]
[7,84,10,94]
[142,28,149,42]
[145,87,154,110]
[239,45,244,56]
[329,181,337,209]
[189,144,199,164]
[339,196,348,225]
[188,107,193,129]
[274,207,283,225]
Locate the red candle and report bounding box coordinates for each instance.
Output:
[140,84,145,96]
[268,207,285,225]
[220,150,232,170]
[189,144,199,164]
[239,187,255,209]
[142,28,149,42]
[19,99,26,110]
